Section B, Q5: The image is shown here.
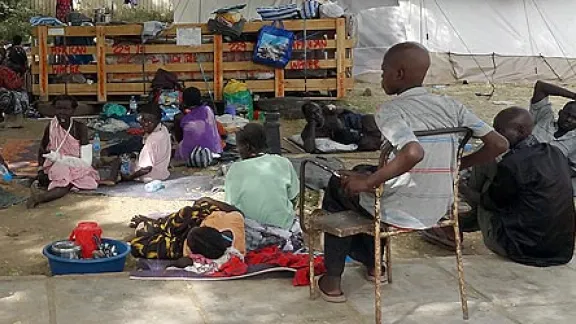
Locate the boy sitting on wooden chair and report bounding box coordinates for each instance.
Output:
[316,41,509,303]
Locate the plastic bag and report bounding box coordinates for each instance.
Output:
[223,79,249,94]
[224,90,254,121]
[223,79,254,120]
[101,103,127,118]
[161,106,181,122]
[320,1,345,18]
[253,21,294,68]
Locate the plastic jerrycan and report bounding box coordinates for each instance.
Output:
[69,222,103,259]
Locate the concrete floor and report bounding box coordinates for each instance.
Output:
[1,255,576,324]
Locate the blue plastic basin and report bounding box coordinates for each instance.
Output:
[43,238,131,275]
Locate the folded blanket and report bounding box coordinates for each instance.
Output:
[30,16,66,27]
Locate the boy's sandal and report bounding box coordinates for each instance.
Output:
[314,276,347,303]
[365,269,388,283]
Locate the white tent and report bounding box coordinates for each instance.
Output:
[171,0,576,84]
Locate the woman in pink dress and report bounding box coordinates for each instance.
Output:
[28,96,99,208]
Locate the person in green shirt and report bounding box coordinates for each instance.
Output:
[225,123,299,230]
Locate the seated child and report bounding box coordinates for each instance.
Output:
[225,123,300,231]
[29,95,100,208]
[121,103,171,183]
[174,87,224,164]
[130,197,245,260]
[301,101,382,152]
[316,42,508,303]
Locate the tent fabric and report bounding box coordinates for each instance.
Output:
[345,0,576,83]
[172,0,576,83]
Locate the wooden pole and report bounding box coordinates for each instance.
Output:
[38,26,49,102]
[335,18,346,99]
[214,35,223,101]
[96,26,107,102]
[275,68,285,97]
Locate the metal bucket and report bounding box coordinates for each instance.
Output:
[51,240,82,259]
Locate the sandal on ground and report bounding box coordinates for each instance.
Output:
[315,276,347,303]
[365,266,388,283]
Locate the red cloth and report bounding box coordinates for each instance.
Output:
[211,255,248,277]
[209,246,326,286]
[127,128,145,136]
[56,0,73,22]
[0,66,23,90]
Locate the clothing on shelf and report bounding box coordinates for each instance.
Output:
[56,0,73,22]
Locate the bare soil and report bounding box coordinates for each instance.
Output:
[1,82,573,276]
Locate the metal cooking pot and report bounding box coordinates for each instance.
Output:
[94,8,111,24]
[51,240,82,259]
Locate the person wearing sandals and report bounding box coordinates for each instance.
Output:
[315,42,508,303]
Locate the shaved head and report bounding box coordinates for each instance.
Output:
[493,107,534,147]
[381,42,431,95]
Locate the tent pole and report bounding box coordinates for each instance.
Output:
[419,0,424,44]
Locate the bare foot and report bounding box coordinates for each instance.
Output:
[26,196,39,209]
[318,275,343,297]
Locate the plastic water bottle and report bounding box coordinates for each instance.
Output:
[129,96,138,115]
[120,154,131,175]
[144,180,165,193]
[0,165,12,182]
[93,133,101,163]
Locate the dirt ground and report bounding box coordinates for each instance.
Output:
[1,82,574,276]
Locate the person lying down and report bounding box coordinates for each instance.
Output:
[130,198,246,263]
[300,101,382,153]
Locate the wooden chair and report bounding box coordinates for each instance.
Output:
[298,127,473,323]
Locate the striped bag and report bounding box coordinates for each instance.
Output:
[256,4,301,21]
[188,146,214,168]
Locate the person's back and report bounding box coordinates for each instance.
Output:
[179,105,222,154]
[359,88,494,228]
[492,142,575,265]
[175,87,222,161]
[224,123,299,230]
[225,154,298,229]
[5,35,27,75]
